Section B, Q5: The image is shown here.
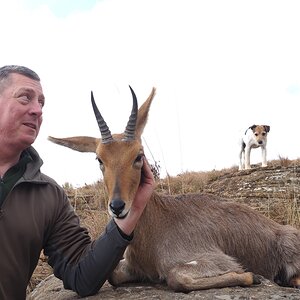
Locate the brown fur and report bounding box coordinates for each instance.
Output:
[250,124,270,145]
[49,88,300,292]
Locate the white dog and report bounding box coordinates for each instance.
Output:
[239,124,270,170]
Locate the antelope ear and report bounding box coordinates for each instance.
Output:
[135,87,156,138]
[48,136,100,153]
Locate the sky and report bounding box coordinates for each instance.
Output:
[1,0,299,187]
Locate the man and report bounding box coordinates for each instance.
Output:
[0,65,155,299]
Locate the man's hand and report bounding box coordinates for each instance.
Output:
[114,157,155,236]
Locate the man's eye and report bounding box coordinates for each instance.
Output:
[17,94,32,104]
[20,95,30,101]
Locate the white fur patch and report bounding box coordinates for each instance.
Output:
[186,260,197,265]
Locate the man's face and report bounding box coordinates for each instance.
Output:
[0,73,45,150]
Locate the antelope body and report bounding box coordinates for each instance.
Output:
[49,87,300,292]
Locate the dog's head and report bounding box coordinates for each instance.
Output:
[249,124,270,146]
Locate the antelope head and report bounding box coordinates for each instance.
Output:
[48,86,156,218]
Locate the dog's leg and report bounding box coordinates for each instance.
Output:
[261,146,267,167]
[239,140,245,170]
[239,150,245,170]
[244,146,251,169]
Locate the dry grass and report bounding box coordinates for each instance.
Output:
[269,156,300,168]
[64,182,109,239]
[285,197,300,227]
[155,169,226,195]
[63,158,300,228]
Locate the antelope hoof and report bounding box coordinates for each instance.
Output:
[252,274,262,285]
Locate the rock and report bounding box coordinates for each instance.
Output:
[27,274,300,300]
[203,165,300,226]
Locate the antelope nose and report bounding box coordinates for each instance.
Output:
[110,199,125,217]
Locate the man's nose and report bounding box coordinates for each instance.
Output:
[29,100,43,117]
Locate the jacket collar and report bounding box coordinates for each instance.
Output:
[21,146,44,181]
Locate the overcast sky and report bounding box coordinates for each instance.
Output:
[1,0,299,186]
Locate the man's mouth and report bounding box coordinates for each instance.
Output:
[24,122,37,130]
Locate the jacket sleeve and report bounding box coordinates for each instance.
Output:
[44,193,130,297]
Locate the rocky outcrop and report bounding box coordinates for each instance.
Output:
[27,274,300,300]
[203,165,300,226]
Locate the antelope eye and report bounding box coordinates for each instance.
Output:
[135,154,144,164]
[96,157,105,172]
[96,157,103,165]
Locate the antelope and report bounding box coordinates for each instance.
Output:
[48,86,300,292]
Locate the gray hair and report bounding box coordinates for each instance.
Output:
[0,65,40,93]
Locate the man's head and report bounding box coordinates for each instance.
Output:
[0,65,45,153]
[0,65,40,92]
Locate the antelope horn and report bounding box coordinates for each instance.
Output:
[91,91,113,144]
[123,86,138,141]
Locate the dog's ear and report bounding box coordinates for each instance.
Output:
[250,125,257,131]
[263,125,270,132]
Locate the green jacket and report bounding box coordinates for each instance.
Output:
[0,147,130,300]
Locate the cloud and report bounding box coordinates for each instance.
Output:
[22,0,101,17]
[287,84,300,96]
[1,0,300,186]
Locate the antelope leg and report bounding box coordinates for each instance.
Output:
[167,268,254,292]
[108,259,138,286]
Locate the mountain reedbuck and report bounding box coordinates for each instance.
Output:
[49,87,300,292]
